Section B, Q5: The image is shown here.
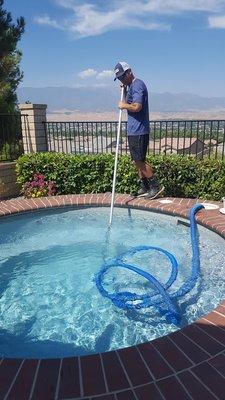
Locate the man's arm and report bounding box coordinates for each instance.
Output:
[118,101,142,112]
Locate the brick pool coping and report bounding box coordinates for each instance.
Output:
[0,193,225,400]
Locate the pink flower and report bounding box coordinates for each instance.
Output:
[37,174,45,181]
[24,174,57,198]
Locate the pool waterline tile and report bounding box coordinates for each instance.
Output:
[58,357,81,399]
[6,359,39,400]
[177,370,216,400]
[101,351,130,392]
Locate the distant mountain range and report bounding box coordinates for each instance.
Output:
[17,86,225,113]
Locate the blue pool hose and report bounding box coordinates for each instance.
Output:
[95,204,204,324]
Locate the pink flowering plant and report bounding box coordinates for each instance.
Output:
[23,173,56,198]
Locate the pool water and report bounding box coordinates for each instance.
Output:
[0,207,225,358]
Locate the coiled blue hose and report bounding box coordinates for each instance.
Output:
[95,203,204,324]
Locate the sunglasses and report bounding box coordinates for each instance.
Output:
[118,72,127,81]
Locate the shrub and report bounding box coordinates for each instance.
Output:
[16,152,225,200]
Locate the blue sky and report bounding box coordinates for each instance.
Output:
[4,0,225,97]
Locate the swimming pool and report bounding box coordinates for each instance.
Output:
[0,206,225,358]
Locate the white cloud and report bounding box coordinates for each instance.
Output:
[78,69,98,78]
[35,1,170,38]
[142,0,224,13]
[77,69,114,81]
[97,70,114,79]
[208,14,225,28]
[35,0,225,38]
[34,15,62,29]
[68,3,170,37]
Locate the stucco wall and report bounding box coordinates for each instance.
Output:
[0,162,20,200]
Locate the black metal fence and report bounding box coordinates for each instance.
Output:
[44,120,225,159]
[0,114,25,162]
[1,116,225,162]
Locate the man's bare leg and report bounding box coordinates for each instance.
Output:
[133,160,153,179]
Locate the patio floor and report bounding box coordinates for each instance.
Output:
[0,194,225,400]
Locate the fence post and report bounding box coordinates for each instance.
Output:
[18,103,47,153]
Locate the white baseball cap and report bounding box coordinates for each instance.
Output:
[114,61,131,81]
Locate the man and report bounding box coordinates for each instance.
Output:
[114,61,164,198]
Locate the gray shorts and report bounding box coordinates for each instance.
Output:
[128,134,149,162]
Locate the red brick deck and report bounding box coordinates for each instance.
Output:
[0,194,225,400]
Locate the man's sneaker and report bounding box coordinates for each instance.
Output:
[137,186,148,196]
[144,176,165,199]
[137,177,150,197]
[145,184,165,199]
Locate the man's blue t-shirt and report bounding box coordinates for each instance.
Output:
[126,78,149,136]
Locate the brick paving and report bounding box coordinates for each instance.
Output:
[0,194,225,400]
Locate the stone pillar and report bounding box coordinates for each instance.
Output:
[19,104,47,153]
[0,162,20,199]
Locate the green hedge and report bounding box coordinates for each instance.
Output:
[16,152,225,200]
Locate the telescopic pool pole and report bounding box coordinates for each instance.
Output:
[109,87,124,225]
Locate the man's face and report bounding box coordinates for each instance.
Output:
[118,70,132,86]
